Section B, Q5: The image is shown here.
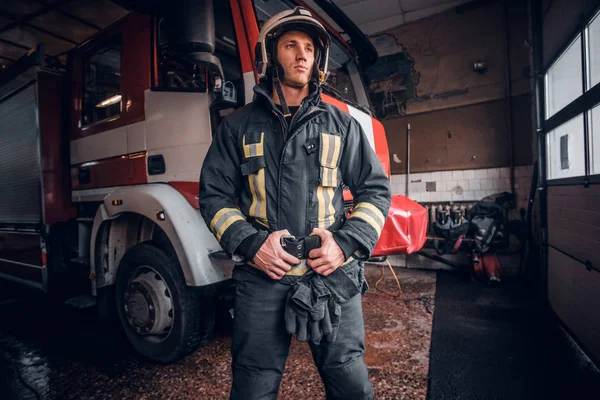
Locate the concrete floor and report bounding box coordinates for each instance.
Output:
[3,264,597,400]
[0,265,436,400]
[427,269,600,400]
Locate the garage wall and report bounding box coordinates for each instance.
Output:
[389,165,532,207]
[368,0,532,173]
[382,95,533,172]
[366,0,535,205]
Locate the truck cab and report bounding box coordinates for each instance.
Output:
[0,0,389,363]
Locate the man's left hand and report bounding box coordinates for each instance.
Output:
[307,228,345,276]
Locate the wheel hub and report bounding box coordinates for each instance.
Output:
[123,270,173,336]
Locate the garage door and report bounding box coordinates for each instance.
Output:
[543,9,600,362]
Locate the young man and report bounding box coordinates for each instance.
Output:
[199,7,391,400]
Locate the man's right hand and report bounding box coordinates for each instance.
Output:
[253,230,301,280]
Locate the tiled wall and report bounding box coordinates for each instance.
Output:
[390,165,534,210]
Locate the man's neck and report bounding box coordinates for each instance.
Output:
[271,83,309,107]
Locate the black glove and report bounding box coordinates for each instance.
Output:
[306,276,333,344]
[285,288,310,341]
[321,264,362,342]
[284,273,332,344]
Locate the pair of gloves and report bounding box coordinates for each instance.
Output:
[285,265,361,345]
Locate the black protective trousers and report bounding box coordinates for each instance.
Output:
[230,265,374,400]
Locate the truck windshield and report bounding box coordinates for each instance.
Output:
[252,0,366,108]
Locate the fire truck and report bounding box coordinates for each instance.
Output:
[0,0,390,363]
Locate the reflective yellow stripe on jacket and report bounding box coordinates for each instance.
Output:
[210,208,246,242]
[243,132,269,228]
[243,132,264,157]
[317,133,342,229]
[320,133,341,186]
[317,186,336,229]
[248,257,355,277]
[349,202,385,236]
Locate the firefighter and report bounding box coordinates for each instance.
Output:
[199,6,391,400]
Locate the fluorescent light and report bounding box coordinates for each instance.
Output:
[96,94,122,108]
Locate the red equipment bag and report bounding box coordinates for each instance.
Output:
[371,195,428,256]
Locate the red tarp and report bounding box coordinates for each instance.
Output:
[371,195,428,256]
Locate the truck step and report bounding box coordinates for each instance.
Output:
[70,257,90,266]
[65,294,96,309]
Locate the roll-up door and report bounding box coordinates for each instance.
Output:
[0,83,42,224]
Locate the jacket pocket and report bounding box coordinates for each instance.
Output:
[243,132,264,158]
[319,132,342,187]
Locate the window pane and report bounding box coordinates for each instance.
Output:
[588,11,600,89]
[82,36,122,126]
[545,35,582,119]
[326,41,358,103]
[590,104,600,174]
[546,114,585,180]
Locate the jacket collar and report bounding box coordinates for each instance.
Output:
[253,80,322,114]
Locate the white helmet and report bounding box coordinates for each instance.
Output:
[255,6,331,85]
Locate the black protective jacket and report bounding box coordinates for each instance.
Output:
[199,82,391,262]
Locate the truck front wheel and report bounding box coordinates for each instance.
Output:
[115,243,214,363]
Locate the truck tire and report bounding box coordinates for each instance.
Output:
[115,243,214,363]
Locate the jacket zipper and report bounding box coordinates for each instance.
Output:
[272,110,286,143]
[275,105,325,229]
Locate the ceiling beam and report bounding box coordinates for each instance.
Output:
[0,8,51,36]
[0,37,31,51]
[0,54,16,62]
[53,8,101,31]
[34,0,102,31]
[0,10,79,45]
[456,0,498,13]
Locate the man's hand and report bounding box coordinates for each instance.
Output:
[254,230,301,280]
[307,228,345,276]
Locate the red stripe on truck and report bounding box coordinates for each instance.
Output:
[71,152,148,191]
[238,0,260,68]
[321,93,349,112]
[169,181,200,209]
[231,0,255,74]
[372,118,391,177]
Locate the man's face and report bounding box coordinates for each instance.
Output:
[275,30,315,88]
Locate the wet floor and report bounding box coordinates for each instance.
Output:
[0,281,140,400]
[0,266,436,400]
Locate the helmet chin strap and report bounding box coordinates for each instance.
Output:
[273,66,291,117]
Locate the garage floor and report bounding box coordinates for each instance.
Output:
[0,266,435,400]
[427,270,600,400]
[1,265,598,400]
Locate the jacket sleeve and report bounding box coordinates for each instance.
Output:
[199,117,260,257]
[337,117,392,260]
